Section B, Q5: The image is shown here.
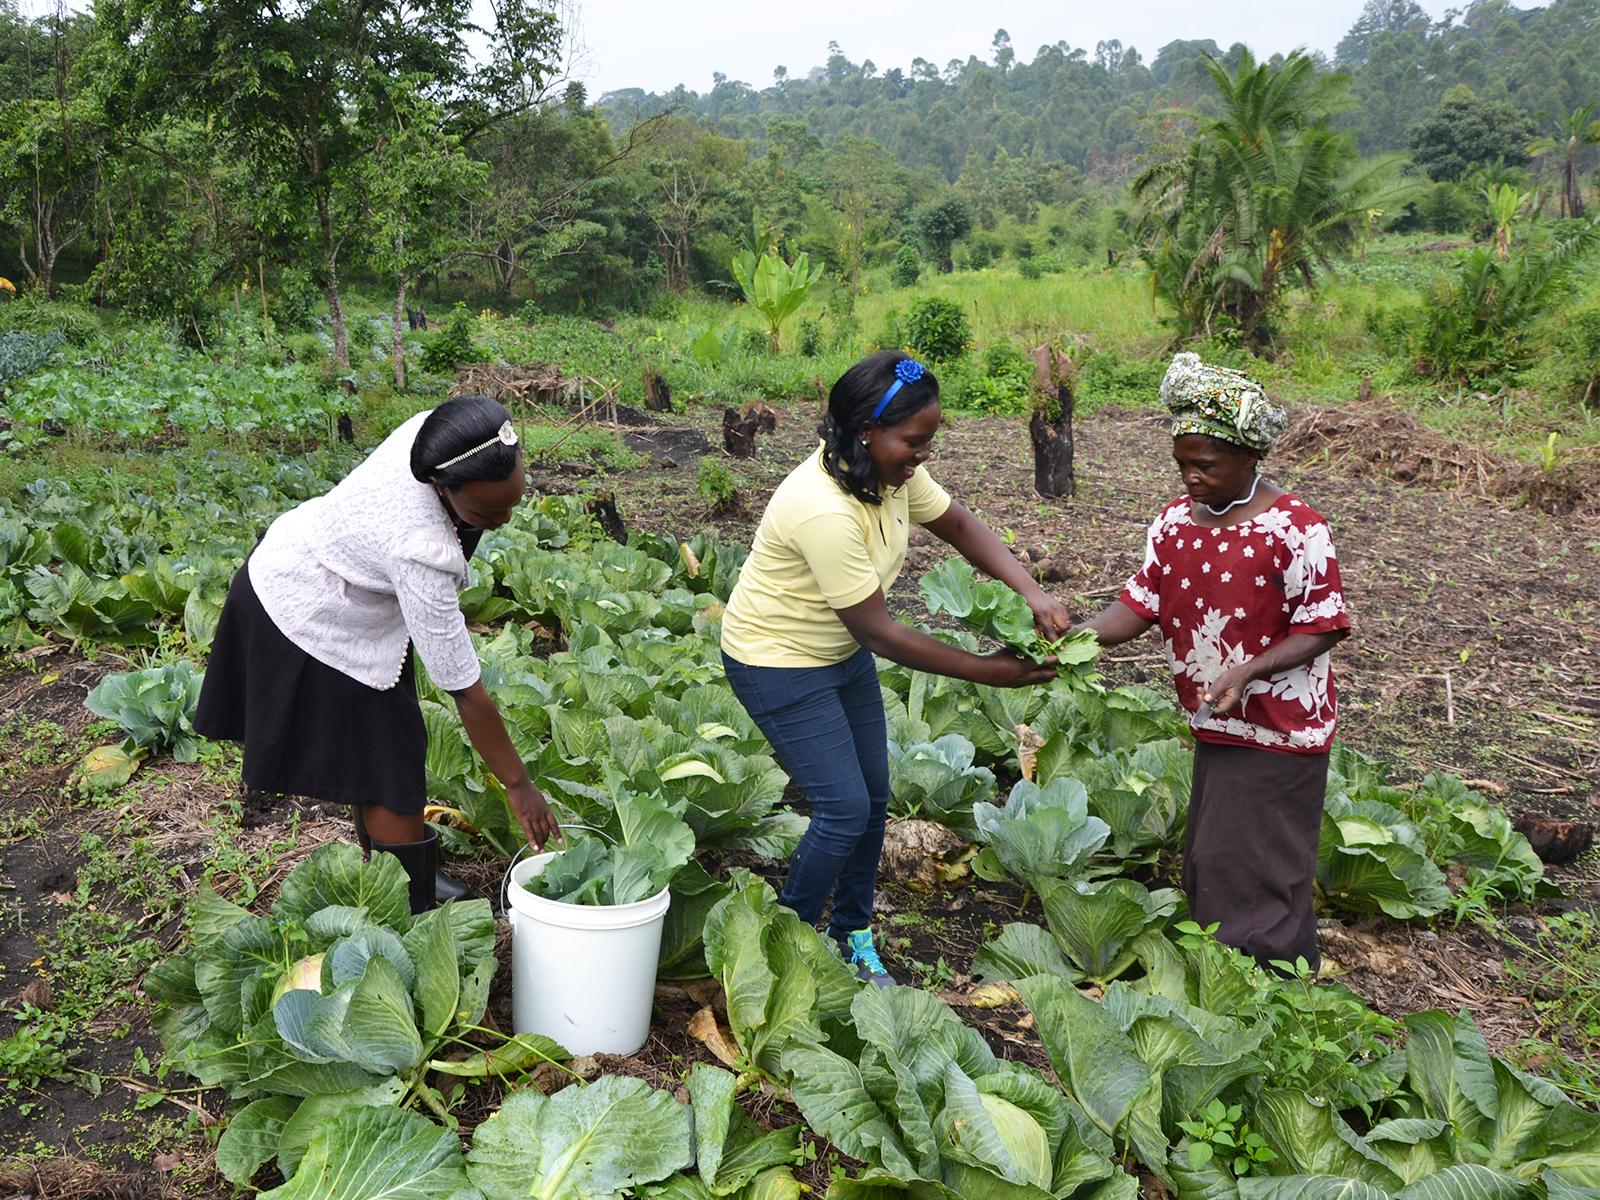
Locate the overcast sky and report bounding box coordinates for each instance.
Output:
[18,0,1467,99]
[555,0,1463,98]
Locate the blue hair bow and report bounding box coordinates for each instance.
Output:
[870,358,927,420]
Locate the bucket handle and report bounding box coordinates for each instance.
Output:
[501,823,614,910]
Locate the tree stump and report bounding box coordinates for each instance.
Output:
[585,492,628,544]
[1028,344,1077,498]
[1512,815,1595,865]
[645,369,672,412]
[722,404,776,458]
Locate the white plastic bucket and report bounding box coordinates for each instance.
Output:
[505,851,671,1056]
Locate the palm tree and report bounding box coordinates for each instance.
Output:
[1483,183,1529,260]
[1132,51,1414,351]
[1528,104,1600,220]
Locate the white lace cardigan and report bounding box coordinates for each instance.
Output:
[248,410,481,692]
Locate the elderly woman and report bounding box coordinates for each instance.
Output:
[1079,353,1351,971]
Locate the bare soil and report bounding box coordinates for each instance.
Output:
[2,397,1597,1195]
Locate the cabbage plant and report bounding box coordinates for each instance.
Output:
[888,734,997,837]
[783,985,1131,1197]
[145,845,567,1189]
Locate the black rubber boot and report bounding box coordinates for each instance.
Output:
[352,806,373,855]
[430,824,472,904]
[370,826,438,915]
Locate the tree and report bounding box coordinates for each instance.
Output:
[361,91,487,389]
[632,119,746,293]
[0,6,100,297]
[1528,104,1600,220]
[1335,0,1432,66]
[93,0,559,368]
[1409,90,1540,182]
[1133,50,1413,350]
[911,196,973,273]
[729,249,824,352]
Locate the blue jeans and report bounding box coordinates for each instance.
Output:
[721,647,889,939]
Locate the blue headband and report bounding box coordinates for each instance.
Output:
[869,358,927,420]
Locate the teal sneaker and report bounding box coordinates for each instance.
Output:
[839,928,896,987]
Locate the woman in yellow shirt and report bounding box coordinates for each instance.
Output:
[721,350,1069,984]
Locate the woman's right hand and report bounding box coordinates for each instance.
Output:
[507,779,562,851]
[980,649,1058,688]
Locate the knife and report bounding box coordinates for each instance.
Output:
[1191,700,1215,727]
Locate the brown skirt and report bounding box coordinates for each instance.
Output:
[1182,740,1329,972]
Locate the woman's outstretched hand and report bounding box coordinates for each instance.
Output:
[1030,595,1074,640]
[507,779,562,851]
[983,649,1059,688]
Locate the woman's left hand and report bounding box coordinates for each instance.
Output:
[1204,664,1258,715]
[1030,595,1074,640]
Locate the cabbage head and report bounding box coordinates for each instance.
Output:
[270,952,325,1005]
[979,1093,1051,1189]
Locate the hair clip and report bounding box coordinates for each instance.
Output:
[869,358,926,420]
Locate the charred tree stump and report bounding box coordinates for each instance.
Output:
[1028,344,1077,499]
[585,492,628,544]
[1512,815,1595,865]
[645,369,672,412]
[722,403,775,458]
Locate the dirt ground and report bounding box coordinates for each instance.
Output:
[2,395,1597,1196]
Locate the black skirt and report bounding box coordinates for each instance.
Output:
[195,559,428,812]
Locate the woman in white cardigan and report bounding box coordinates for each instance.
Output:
[196,395,559,912]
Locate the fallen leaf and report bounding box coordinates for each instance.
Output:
[681,978,724,1010]
[1015,723,1044,782]
[153,1152,182,1172]
[967,982,1023,1009]
[688,1004,740,1068]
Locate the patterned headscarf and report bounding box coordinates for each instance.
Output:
[1160,352,1287,455]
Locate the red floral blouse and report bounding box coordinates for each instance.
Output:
[1119,494,1352,755]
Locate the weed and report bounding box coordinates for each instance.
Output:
[696,456,741,513]
[1503,910,1600,1103]
[1177,1098,1277,1176]
[904,954,957,991]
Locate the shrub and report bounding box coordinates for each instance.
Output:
[796,316,824,357]
[419,302,480,373]
[900,296,971,364]
[952,341,1034,415]
[889,244,922,288]
[737,326,771,356]
[696,455,741,512]
[273,267,323,332]
[1408,221,1600,384]
[1018,259,1043,280]
[1080,349,1167,410]
[966,233,1001,270]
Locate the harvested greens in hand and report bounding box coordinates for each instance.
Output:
[920,559,1100,683]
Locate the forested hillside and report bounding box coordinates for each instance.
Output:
[3,0,1598,325]
[601,0,1600,170]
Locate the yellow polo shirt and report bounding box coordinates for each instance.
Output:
[721,446,951,668]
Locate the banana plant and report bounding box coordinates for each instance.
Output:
[729,250,825,353]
